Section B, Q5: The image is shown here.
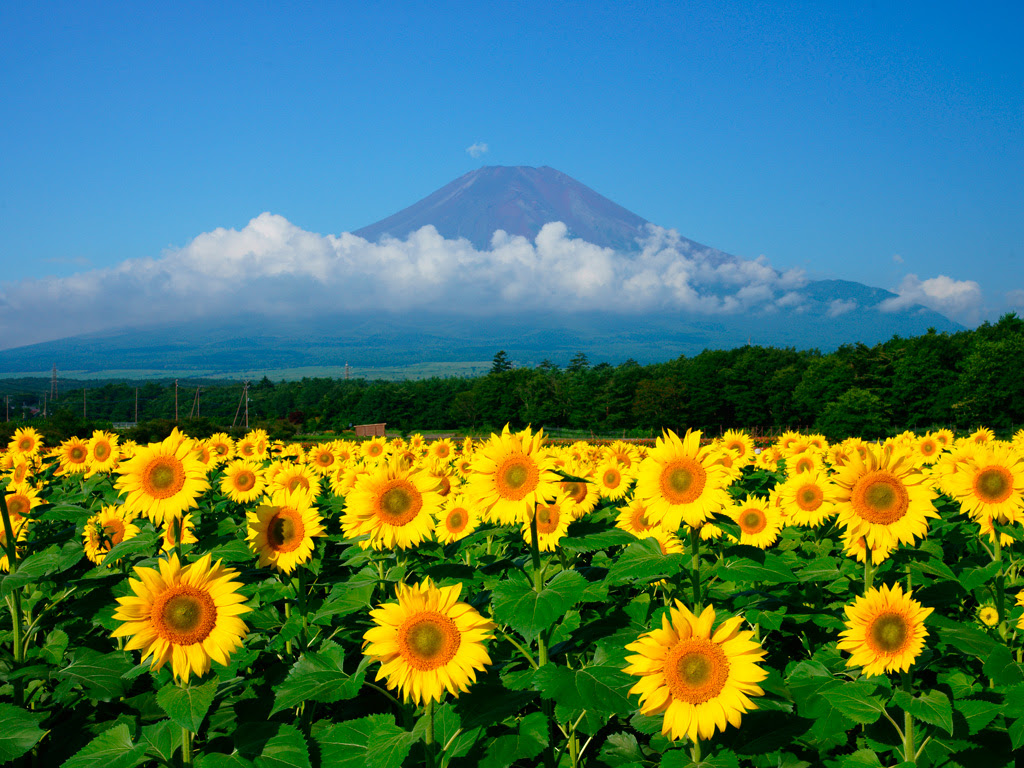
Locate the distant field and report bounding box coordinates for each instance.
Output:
[0,360,493,383]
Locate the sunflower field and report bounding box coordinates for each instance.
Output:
[2,424,1024,768]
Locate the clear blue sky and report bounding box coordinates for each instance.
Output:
[2,0,1021,324]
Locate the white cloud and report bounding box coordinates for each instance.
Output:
[466,142,489,158]
[1006,289,1024,309]
[827,299,858,317]
[892,254,904,264]
[879,273,984,323]
[0,214,811,349]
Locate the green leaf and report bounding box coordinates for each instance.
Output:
[491,569,586,639]
[932,615,999,659]
[478,711,548,768]
[1,547,62,595]
[63,723,149,768]
[310,581,376,625]
[157,678,219,732]
[271,643,363,715]
[253,724,311,768]
[599,733,645,766]
[54,648,134,700]
[41,628,69,666]
[366,723,415,768]
[315,714,406,768]
[140,720,183,763]
[604,538,684,586]
[954,698,1000,735]
[719,553,800,584]
[983,646,1024,686]
[839,750,884,768]
[196,756,255,768]
[829,681,887,725]
[574,666,636,717]
[0,702,46,763]
[560,528,637,553]
[960,560,1004,590]
[100,530,158,567]
[1010,715,1024,750]
[798,556,842,583]
[891,689,953,735]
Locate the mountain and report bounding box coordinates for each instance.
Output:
[0,166,963,377]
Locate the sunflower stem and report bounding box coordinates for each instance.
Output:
[691,735,701,763]
[864,552,875,593]
[689,526,702,612]
[1,494,24,707]
[530,506,556,768]
[174,516,183,561]
[295,568,309,652]
[993,534,1007,626]
[902,670,916,764]
[181,724,193,768]
[424,699,436,768]
[284,597,293,657]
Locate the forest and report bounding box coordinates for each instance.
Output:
[2,313,1022,443]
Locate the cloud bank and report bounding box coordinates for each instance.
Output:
[879,273,984,325]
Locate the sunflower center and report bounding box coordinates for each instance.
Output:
[920,441,935,456]
[797,484,823,511]
[315,452,333,467]
[94,443,110,460]
[70,447,86,462]
[867,612,910,654]
[153,586,217,646]
[7,496,28,517]
[665,638,730,704]
[495,456,539,501]
[18,438,32,451]
[659,458,707,505]
[104,520,126,546]
[603,469,622,489]
[397,612,461,671]
[535,505,559,534]
[288,476,310,493]
[974,466,1013,504]
[142,457,186,499]
[377,481,424,525]
[235,471,256,491]
[631,507,653,531]
[446,508,468,533]
[435,444,451,458]
[267,507,305,553]
[562,481,587,503]
[794,457,812,473]
[739,509,767,534]
[851,471,909,525]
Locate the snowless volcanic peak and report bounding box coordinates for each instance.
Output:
[354,165,652,252]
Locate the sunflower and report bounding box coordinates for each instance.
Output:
[594,460,634,502]
[786,450,824,476]
[83,506,140,565]
[362,578,494,705]
[160,514,198,553]
[235,436,259,460]
[7,456,33,485]
[434,494,479,544]
[521,493,574,552]
[246,489,325,573]
[54,436,91,476]
[559,461,601,519]
[306,443,339,476]
[616,498,659,537]
[329,464,363,497]
[111,553,250,681]
[220,460,266,504]
[624,602,767,742]
[970,427,995,445]
[728,495,782,549]
[977,605,999,627]
[643,525,686,554]
[776,470,838,527]
[841,530,896,565]
[1017,592,1024,631]
[87,430,120,474]
[8,427,43,457]
[425,459,456,498]
[428,438,455,462]
[342,459,441,550]
[467,425,560,525]
[913,434,943,465]
[604,440,641,469]
[719,430,754,466]
[4,482,41,526]
[115,433,210,524]
[634,430,734,531]
[269,461,319,501]
[832,444,938,556]
[944,442,1024,526]
[206,433,235,465]
[362,436,389,463]
[837,583,932,676]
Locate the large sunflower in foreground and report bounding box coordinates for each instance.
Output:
[624,602,767,742]
[115,434,210,524]
[832,444,938,555]
[467,425,559,525]
[634,429,733,531]
[246,489,325,573]
[111,553,250,681]
[837,583,932,676]
[362,578,494,705]
[342,459,441,549]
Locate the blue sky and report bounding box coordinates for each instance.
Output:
[2,0,1022,333]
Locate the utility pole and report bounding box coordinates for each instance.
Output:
[245,382,249,429]
[42,393,47,418]
[345,362,350,380]
[189,387,201,419]
[174,380,179,421]
[51,363,58,402]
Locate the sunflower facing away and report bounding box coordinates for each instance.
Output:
[83,506,140,565]
[837,583,932,676]
[624,602,767,742]
[362,578,494,705]
[111,553,250,681]
[246,489,326,573]
[115,433,210,524]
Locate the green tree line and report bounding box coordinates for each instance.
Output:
[3,314,1023,442]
